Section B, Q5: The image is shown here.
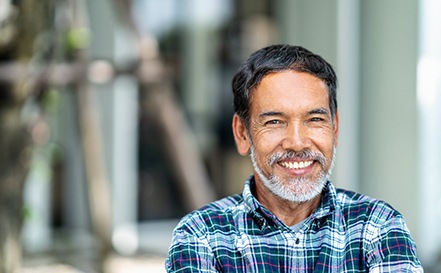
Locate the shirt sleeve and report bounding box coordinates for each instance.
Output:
[165,228,217,273]
[365,215,423,272]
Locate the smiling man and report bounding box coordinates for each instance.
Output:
[166,44,423,272]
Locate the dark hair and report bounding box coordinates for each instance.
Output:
[232,44,337,126]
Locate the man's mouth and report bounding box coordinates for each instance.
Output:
[279,160,314,170]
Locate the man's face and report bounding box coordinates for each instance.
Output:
[235,70,339,203]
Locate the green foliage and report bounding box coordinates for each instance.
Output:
[22,204,33,222]
[64,27,90,52]
[41,88,60,113]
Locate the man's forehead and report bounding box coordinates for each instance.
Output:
[249,71,330,110]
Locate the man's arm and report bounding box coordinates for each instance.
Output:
[165,228,217,273]
[365,215,423,272]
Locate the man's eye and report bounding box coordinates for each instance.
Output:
[310,117,325,122]
[265,120,282,125]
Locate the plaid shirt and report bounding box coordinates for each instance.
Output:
[166,176,423,272]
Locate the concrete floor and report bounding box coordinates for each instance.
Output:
[22,219,180,273]
[21,255,166,273]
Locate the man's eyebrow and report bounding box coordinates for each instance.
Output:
[259,111,284,118]
[309,108,330,115]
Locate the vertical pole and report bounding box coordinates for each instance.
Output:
[335,0,361,191]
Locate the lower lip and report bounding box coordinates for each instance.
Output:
[277,161,316,176]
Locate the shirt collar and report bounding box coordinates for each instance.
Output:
[312,180,339,219]
[242,175,339,221]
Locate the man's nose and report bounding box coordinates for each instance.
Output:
[281,122,311,151]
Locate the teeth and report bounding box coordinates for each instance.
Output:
[280,161,313,170]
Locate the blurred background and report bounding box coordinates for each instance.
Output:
[0,0,440,272]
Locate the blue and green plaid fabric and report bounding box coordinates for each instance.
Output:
[166,176,423,272]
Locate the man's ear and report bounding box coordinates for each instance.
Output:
[333,111,339,147]
[232,114,251,155]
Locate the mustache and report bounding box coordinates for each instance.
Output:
[268,149,327,167]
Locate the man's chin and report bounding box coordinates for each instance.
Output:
[266,178,327,203]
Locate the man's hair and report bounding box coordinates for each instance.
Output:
[232,44,337,126]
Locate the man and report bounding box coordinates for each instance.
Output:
[166,44,422,272]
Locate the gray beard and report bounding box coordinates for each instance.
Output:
[250,146,336,203]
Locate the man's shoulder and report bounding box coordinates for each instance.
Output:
[199,193,245,212]
[334,188,402,225]
[174,194,245,234]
